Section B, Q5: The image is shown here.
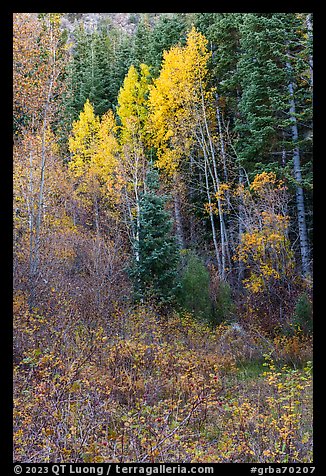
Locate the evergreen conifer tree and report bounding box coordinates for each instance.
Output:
[234,13,289,173]
[234,13,312,274]
[130,167,180,306]
[146,14,187,76]
[64,24,135,125]
[132,14,152,67]
[177,251,212,320]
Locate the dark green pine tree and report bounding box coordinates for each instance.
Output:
[281,13,313,275]
[63,23,135,130]
[194,13,242,103]
[234,13,312,274]
[233,13,312,180]
[146,14,188,76]
[234,13,291,175]
[107,29,135,113]
[65,23,92,121]
[89,28,114,115]
[281,13,313,190]
[130,168,180,306]
[131,14,152,68]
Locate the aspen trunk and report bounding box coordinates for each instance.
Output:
[215,92,228,183]
[134,181,140,263]
[200,88,230,279]
[306,14,313,89]
[189,154,195,244]
[28,148,36,310]
[131,149,141,262]
[237,166,245,287]
[28,20,57,308]
[173,186,185,250]
[286,60,310,275]
[204,157,222,275]
[31,80,53,291]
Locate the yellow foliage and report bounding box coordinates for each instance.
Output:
[116,63,152,206]
[148,26,212,176]
[234,173,294,298]
[250,172,278,192]
[68,100,120,205]
[68,99,100,174]
[117,63,152,147]
[215,183,230,202]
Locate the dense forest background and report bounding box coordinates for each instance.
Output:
[13,12,313,463]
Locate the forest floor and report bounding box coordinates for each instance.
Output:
[13,302,313,463]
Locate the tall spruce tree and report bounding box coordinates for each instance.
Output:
[234,13,312,275]
[64,23,135,125]
[131,14,152,67]
[108,29,135,111]
[234,14,289,173]
[195,13,242,102]
[146,14,188,76]
[282,13,313,275]
[130,167,180,305]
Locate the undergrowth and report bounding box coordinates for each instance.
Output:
[13,298,313,463]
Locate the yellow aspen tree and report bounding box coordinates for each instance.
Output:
[68,100,120,230]
[68,101,122,312]
[93,109,121,202]
[148,26,211,175]
[148,26,230,270]
[118,63,151,146]
[116,63,152,261]
[68,99,101,177]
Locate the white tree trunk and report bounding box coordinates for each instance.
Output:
[134,179,140,263]
[28,18,58,307]
[200,89,229,279]
[237,166,245,286]
[286,60,310,275]
[204,157,222,275]
[173,187,185,250]
[306,14,313,89]
[215,92,228,183]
